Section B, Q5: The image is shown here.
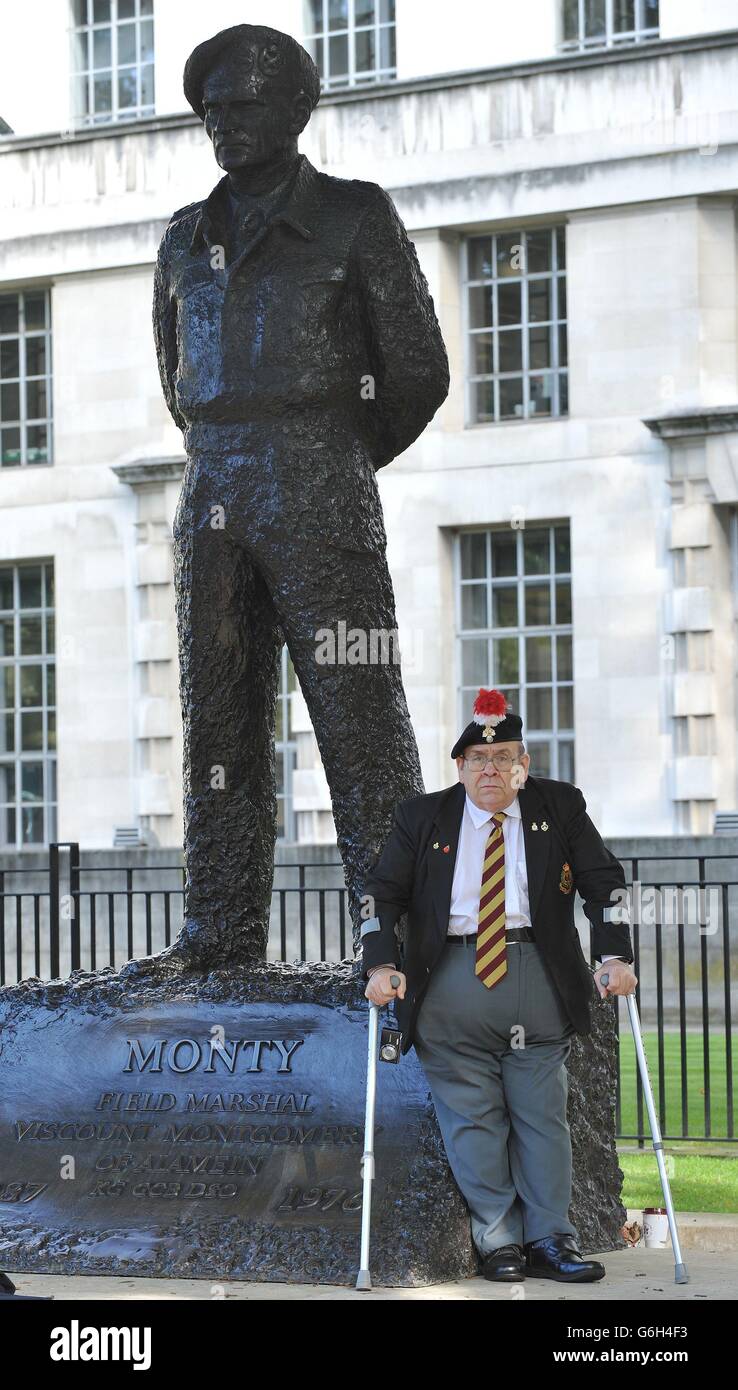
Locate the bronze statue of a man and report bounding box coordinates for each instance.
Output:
[147,24,449,972]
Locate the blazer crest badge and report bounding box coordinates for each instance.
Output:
[559,861,574,894]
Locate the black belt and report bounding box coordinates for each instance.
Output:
[446,925,536,944]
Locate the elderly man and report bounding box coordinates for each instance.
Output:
[361,688,636,1282]
[146,24,448,973]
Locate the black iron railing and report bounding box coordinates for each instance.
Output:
[0,843,735,1146]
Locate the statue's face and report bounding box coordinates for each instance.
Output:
[202,43,309,172]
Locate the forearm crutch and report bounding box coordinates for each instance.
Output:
[356,974,400,1291]
[601,971,689,1284]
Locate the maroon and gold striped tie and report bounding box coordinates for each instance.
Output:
[475,811,508,988]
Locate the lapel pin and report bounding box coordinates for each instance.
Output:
[433,841,439,849]
[443,844,450,853]
[531,821,538,831]
[541,821,549,831]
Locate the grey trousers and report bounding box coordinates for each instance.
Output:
[412,937,580,1254]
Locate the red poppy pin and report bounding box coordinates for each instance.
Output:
[443,844,450,853]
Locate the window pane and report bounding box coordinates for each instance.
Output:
[27,426,49,463]
[93,0,110,20]
[355,28,375,72]
[118,68,138,109]
[472,381,494,423]
[0,296,19,333]
[140,18,154,64]
[558,686,574,729]
[529,325,551,370]
[329,0,349,28]
[461,639,488,686]
[0,759,15,792]
[524,583,551,626]
[493,636,519,683]
[498,330,522,373]
[491,532,517,577]
[584,0,606,37]
[93,76,112,113]
[21,711,43,751]
[0,571,13,608]
[93,28,112,70]
[526,230,551,273]
[20,617,42,655]
[356,0,375,21]
[117,21,136,65]
[73,0,89,23]
[496,233,521,277]
[528,279,552,322]
[527,687,552,729]
[523,532,550,575]
[328,34,348,76]
[20,666,43,707]
[1,384,20,421]
[563,0,579,41]
[614,0,636,31]
[141,64,155,108]
[461,585,488,629]
[556,582,572,625]
[1,341,19,378]
[554,525,571,573]
[24,294,46,330]
[25,338,46,377]
[468,237,492,280]
[0,617,14,657]
[1,429,21,466]
[559,742,575,781]
[492,586,518,628]
[556,226,566,268]
[528,741,551,776]
[19,570,42,608]
[22,805,44,844]
[498,281,521,326]
[472,334,493,376]
[498,377,523,419]
[557,634,573,680]
[526,635,552,681]
[469,286,493,329]
[26,381,47,420]
[306,0,323,26]
[529,373,554,416]
[460,532,487,580]
[119,0,135,15]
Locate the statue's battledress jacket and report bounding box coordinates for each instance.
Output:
[152,151,449,469]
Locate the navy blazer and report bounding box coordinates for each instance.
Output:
[360,774,633,1055]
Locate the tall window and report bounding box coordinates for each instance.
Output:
[304,0,396,90]
[276,647,298,841]
[465,228,567,425]
[561,0,659,51]
[0,563,57,846]
[71,0,154,126]
[0,290,52,467]
[456,525,574,779]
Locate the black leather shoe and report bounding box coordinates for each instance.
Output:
[524,1233,605,1282]
[480,1243,525,1281]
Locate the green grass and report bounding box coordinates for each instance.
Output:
[616,1031,736,1141]
[617,1151,738,1214]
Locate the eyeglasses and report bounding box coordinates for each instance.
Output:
[464,752,517,771]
